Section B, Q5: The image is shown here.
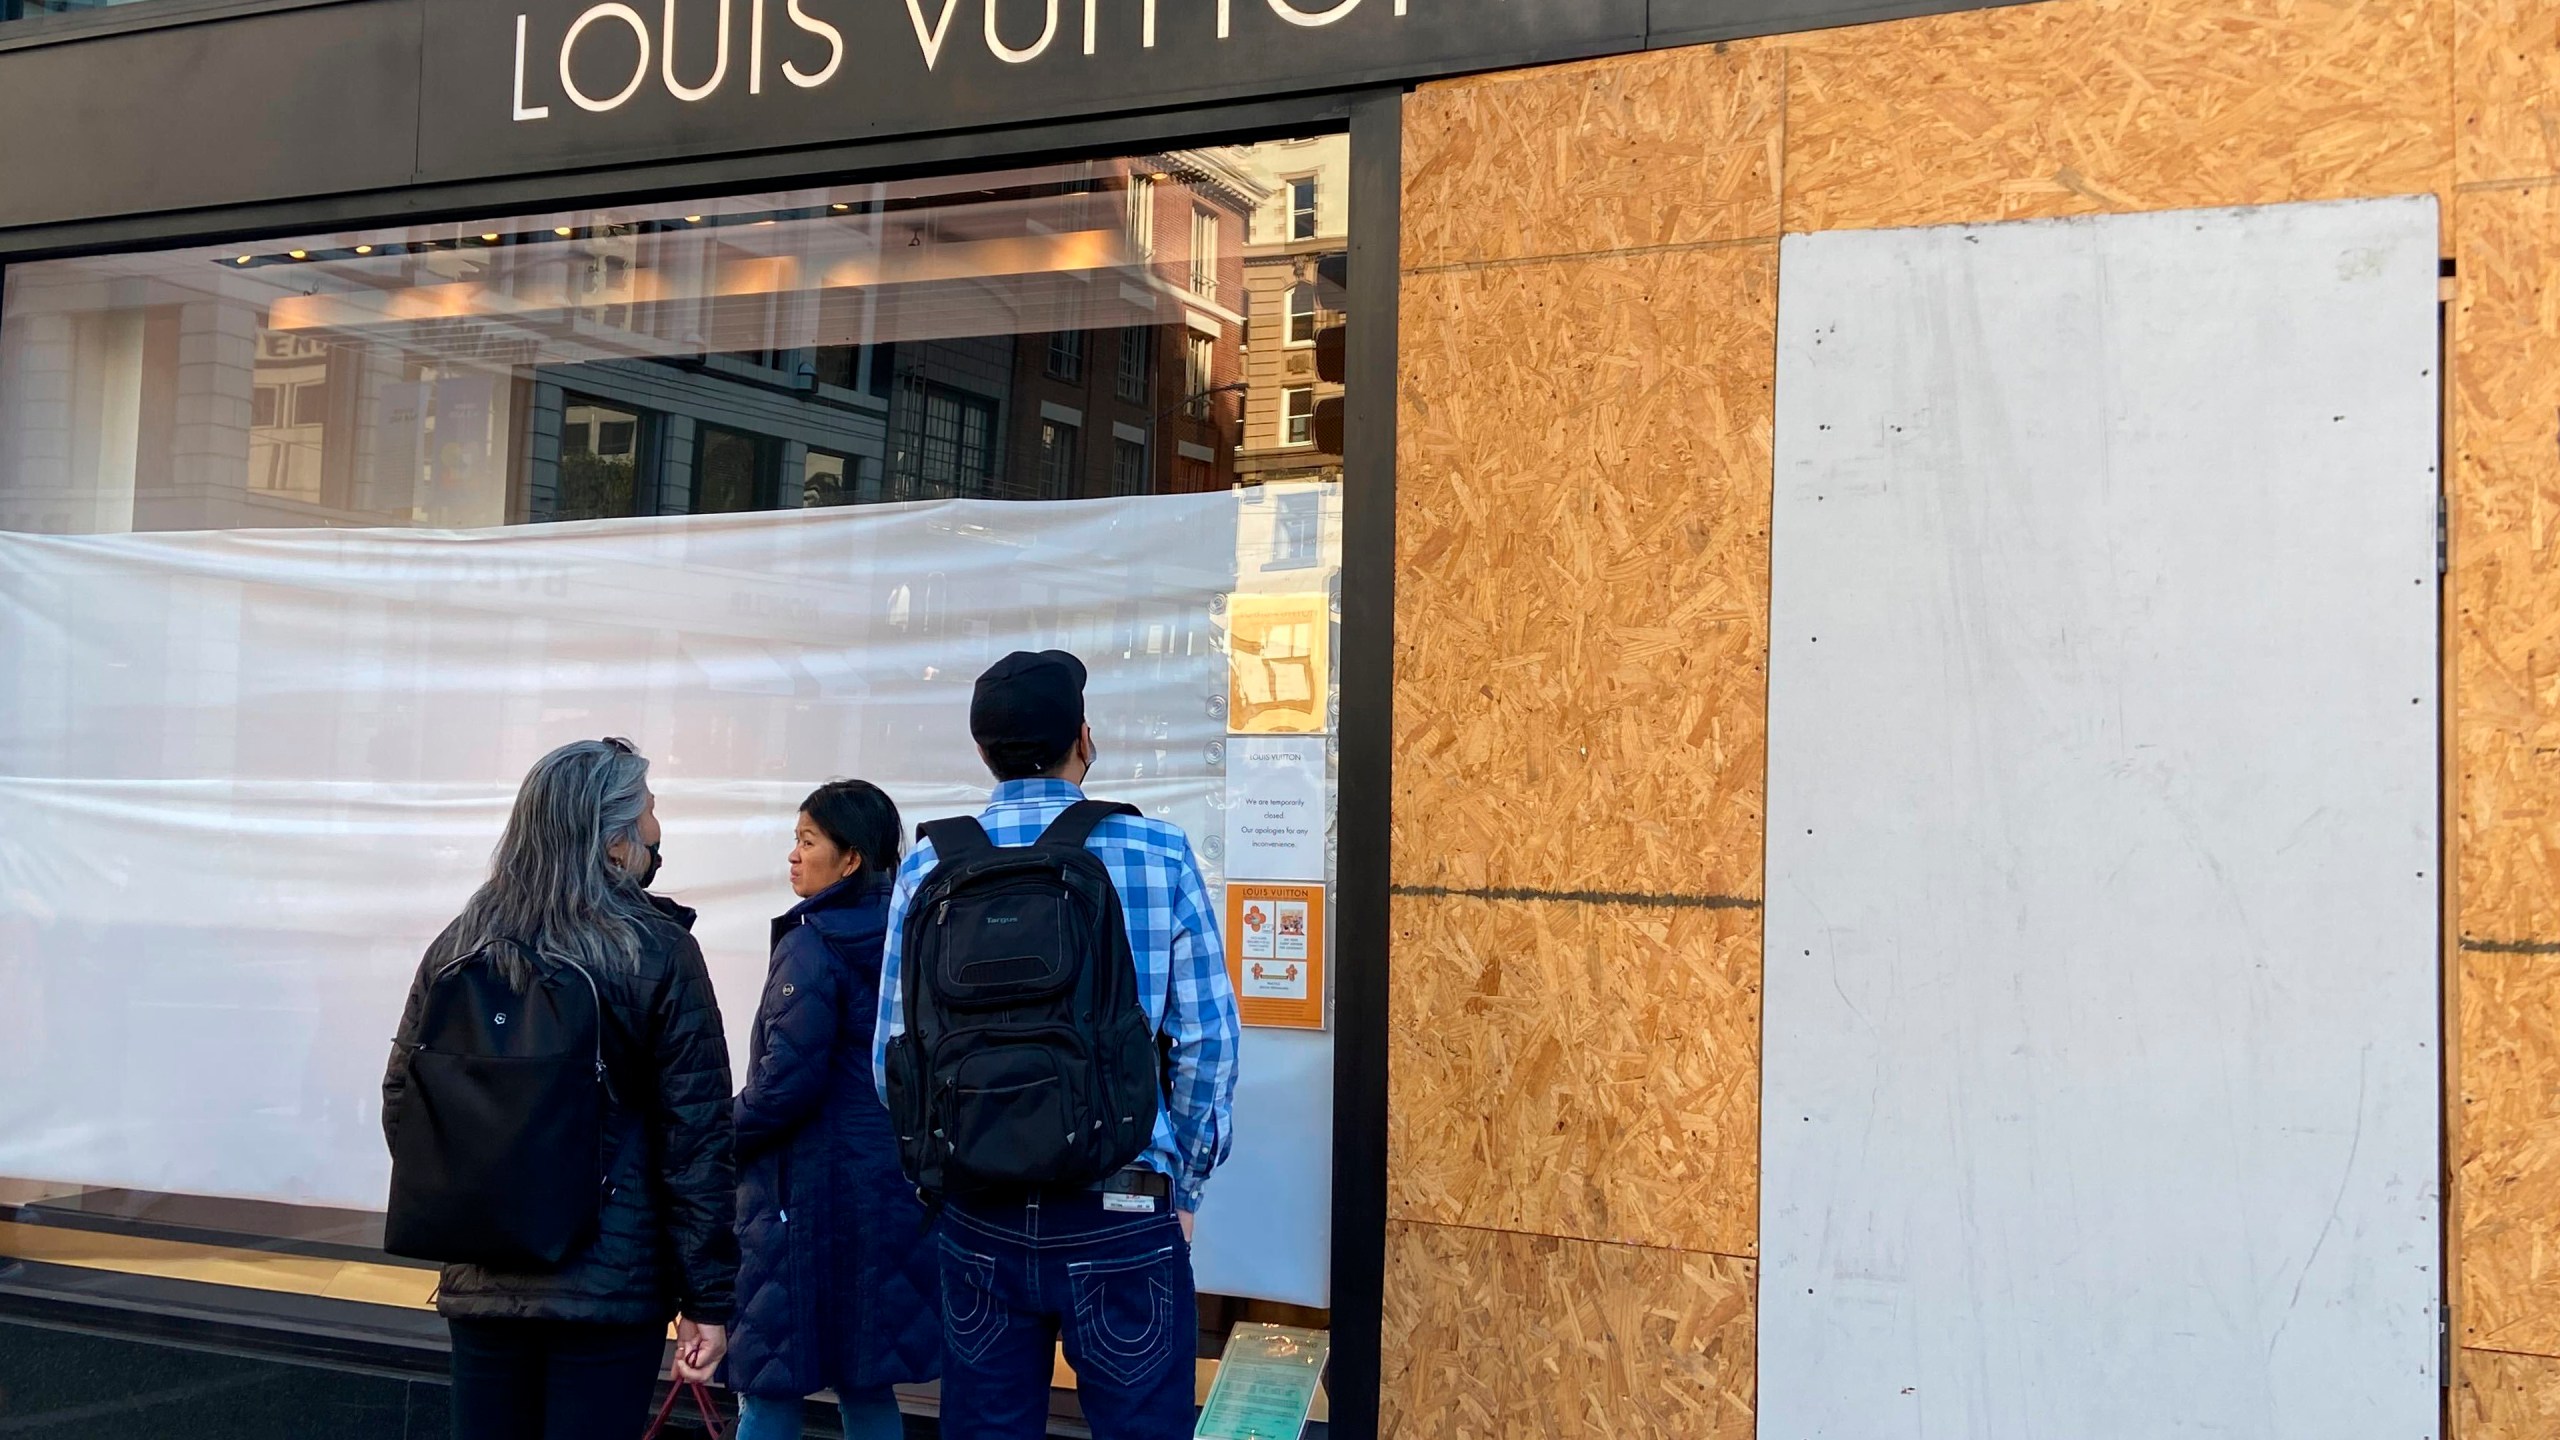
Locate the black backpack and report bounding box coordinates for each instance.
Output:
[383,943,611,1269]
[885,801,1162,1199]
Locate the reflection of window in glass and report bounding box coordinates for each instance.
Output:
[1190,209,1219,299]
[1273,489,1321,568]
[1116,327,1153,404]
[1184,335,1214,419]
[252,386,281,429]
[1287,285,1318,346]
[1112,437,1148,496]
[813,346,859,390]
[559,400,647,522]
[1128,174,1157,257]
[1289,177,1319,241]
[1039,420,1082,496]
[695,426,770,514]
[1046,331,1087,383]
[804,450,849,508]
[868,343,897,400]
[919,385,995,496]
[1283,386,1315,446]
[291,381,331,428]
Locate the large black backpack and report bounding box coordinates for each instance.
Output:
[383,943,611,1268]
[885,801,1162,1199]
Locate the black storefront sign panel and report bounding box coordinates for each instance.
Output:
[0,0,423,234]
[416,0,1645,182]
[1646,0,2045,45]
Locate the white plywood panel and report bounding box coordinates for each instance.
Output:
[1759,198,2442,1439]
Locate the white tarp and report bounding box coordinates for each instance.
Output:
[0,490,1334,1306]
[1759,199,2442,1435]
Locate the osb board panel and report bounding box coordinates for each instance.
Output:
[2452,183,2560,944]
[1380,1220,1753,1440]
[1401,45,1782,271]
[2457,0,2560,185]
[1783,0,2454,234]
[2457,944,2560,1358]
[2457,1346,2560,1437]
[1394,244,1773,900]
[1387,893,1759,1258]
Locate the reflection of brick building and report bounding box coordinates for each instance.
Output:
[996,151,1264,499]
[1235,135,1350,487]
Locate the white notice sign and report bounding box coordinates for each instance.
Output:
[1224,736,1327,882]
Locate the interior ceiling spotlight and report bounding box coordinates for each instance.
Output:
[354,244,373,255]
[287,249,308,260]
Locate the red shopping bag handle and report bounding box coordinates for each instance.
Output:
[641,1380,726,1440]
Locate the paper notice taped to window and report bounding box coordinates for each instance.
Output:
[1227,592,1329,734]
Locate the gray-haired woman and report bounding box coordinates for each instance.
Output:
[382,738,738,1440]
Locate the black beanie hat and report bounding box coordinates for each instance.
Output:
[970,650,1088,757]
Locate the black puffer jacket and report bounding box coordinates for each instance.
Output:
[383,896,738,1327]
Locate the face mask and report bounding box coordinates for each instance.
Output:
[636,841,663,889]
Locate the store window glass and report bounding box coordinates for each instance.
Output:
[0,0,156,19]
[0,136,1353,1381]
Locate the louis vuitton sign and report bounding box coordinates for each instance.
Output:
[420,0,1648,180]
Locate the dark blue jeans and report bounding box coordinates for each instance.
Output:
[936,1191,1196,1440]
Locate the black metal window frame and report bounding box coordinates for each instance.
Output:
[0,86,1401,1440]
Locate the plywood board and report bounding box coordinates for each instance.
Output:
[1380,1220,1753,1440]
[1387,893,1759,1257]
[1401,46,1782,272]
[2452,182,2560,945]
[1784,0,2454,235]
[2456,0,2560,185]
[2457,1346,2560,1438]
[2450,172,2560,1368]
[2457,944,2560,1358]
[1760,199,2444,1436]
[1394,244,1774,900]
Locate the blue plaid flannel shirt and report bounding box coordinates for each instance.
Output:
[872,779,1241,1213]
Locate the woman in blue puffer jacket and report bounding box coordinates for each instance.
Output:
[729,780,940,1440]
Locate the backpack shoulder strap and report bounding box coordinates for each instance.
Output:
[1035,800,1142,853]
[919,816,997,865]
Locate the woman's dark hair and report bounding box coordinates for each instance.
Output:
[801,780,902,874]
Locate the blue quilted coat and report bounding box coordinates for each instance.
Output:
[726,874,941,1398]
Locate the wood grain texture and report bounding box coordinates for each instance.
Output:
[1387,893,1760,1257]
[2452,183,2560,948]
[1394,243,1773,901]
[1401,45,1783,271]
[2458,942,2560,1358]
[2457,1346,2560,1437]
[1380,1220,1755,1440]
[2457,0,2560,186]
[1784,0,2454,234]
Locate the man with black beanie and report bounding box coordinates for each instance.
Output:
[872,650,1240,1439]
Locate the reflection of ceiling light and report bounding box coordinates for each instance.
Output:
[354,244,373,254]
[554,226,574,237]
[831,203,850,211]
[684,215,703,223]
[287,250,308,259]
[234,255,252,265]
[481,233,500,242]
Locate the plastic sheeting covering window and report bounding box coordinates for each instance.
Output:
[0,489,1340,1306]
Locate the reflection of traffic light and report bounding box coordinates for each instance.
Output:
[1313,318,1347,453]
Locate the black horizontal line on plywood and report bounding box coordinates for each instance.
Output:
[1390,884,1762,911]
[2460,936,2560,956]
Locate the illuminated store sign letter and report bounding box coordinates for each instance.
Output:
[1267,0,1360,21]
[906,0,961,68]
[661,0,732,101]
[783,0,844,86]
[513,14,553,119]
[985,0,1058,62]
[560,2,652,112]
